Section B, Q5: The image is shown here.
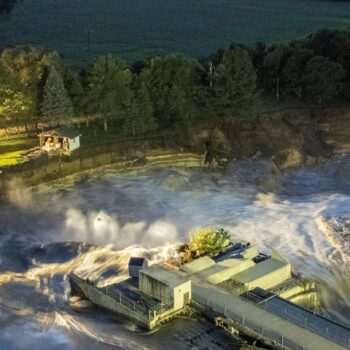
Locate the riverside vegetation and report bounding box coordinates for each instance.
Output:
[1,28,350,166]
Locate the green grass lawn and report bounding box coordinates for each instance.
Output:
[0,137,37,167]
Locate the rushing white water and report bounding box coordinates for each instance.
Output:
[1,157,350,349]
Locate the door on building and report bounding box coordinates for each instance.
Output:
[183,292,190,305]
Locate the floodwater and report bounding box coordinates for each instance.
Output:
[1,157,350,349]
[1,0,350,64]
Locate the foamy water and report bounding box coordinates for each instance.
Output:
[1,157,350,349]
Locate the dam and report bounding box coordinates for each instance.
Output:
[70,240,350,349]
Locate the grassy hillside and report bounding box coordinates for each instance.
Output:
[1,0,350,64]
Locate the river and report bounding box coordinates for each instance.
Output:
[0,157,350,349]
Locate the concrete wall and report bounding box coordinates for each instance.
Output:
[68,137,80,152]
[139,273,171,304]
[173,280,191,310]
[245,263,292,291]
[71,275,151,328]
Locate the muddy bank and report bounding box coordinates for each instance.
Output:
[191,107,350,170]
[1,106,350,195]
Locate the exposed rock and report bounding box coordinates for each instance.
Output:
[227,159,281,192]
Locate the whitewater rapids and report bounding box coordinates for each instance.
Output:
[1,156,350,349]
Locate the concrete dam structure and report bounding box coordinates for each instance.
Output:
[69,243,350,349]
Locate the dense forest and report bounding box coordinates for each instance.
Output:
[1,28,350,137]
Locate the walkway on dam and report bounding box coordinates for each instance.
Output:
[192,281,348,350]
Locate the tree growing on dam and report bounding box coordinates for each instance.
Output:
[188,226,231,258]
[41,67,74,125]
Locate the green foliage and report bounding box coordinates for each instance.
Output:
[303,56,345,103]
[124,77,157,136]
[86,55,132,125]
[189,226,231,256]
[301,29,350,73]
[41,67,74,124]
[65,71,85,115]
[214,45,258,113]
[281,48,313,99]
[141,54,202,128]
[2,27,350,137]
[0,85,32,128]
[262,44,293,99]
[0,46,62,116]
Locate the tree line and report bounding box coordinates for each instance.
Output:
[1,28,349,137]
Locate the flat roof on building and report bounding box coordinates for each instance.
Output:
[233,257,290,284]
[140,264,189,288]
[182,256,216,274]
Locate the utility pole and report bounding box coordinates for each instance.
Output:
[84,29,94,54]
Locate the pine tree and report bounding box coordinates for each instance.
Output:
[124,80,156,136]
[41,67,74,125]
[214,45,258,112]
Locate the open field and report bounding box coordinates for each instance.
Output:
[0,137,37,167]
[1,0,350,65]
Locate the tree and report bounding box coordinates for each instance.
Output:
[188,227,231,257]
[86,54,132,131]
[303,56,345,103]
[0,85,32,138]
[253,41,267,84]
[213,45,258,112]
[281,48,313,99]
[41,67,74,125]
[65,70,85,115]
[124,77,156,136]
[302,29,350,74]
[0,46,62,129]
[263,44,293,100]
[141,55,202,128]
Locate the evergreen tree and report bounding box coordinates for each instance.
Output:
[124,78,156,136]
[281,48,313,99]
[141,55,202,128]
[86,54,132,131]
[303,56,345,103]
[263,44,292,100]
[214,45,258,112]
[1,46,62,117]
[65,71,85,115]
[41,67,74,125]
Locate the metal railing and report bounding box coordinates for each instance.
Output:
[242,291,350,349]
[196,293,310,350]
[101,285,172,321]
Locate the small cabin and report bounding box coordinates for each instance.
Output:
[128,257,148,278]
[38,126,82,155]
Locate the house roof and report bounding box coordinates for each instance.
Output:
[38,126,81,139]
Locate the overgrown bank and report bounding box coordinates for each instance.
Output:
[1,105,350,197]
